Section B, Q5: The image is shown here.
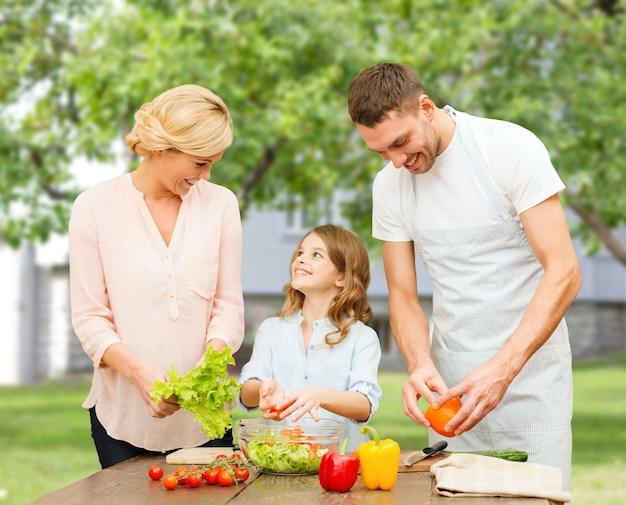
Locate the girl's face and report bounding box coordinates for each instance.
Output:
[155,149,225,196]
[290,232,344,297]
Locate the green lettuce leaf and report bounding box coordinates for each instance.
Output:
[247,440,328,474]
[149,347,241,440]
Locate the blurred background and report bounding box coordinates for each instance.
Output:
[1,0,625,385]
[1,1,625,504]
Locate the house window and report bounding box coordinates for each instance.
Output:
[367,317,394,354]
[285,195,334,235]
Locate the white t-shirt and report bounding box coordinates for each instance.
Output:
[373,109,565,241]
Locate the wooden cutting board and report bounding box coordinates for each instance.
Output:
[165,447,236,464]
[397,449,449,472]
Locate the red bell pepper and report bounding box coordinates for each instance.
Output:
[318,438,359,493]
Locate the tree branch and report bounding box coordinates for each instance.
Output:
[237,137,287,217]
[27,147,69,200]
[548,0,581,19]
[42,183,69,200]
[42,28,78,55]
[569,202,626,266]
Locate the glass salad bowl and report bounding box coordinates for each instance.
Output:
[236,417,343,475]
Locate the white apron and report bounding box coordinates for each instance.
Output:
[410,107,572,490]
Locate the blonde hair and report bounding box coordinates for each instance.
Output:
[125,84,233,158]
[279,224,373,346]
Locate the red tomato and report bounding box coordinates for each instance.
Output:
[217,469,234,487]
[234,467,250,482]
[187,473,203,488]
[203,468,221,485]
[174,466,188,485]
[268,404,284,415]
[215,454,228,460]
[148,465,164,481]
[424,396,463,437]
[163,474,178,490]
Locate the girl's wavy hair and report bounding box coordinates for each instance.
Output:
[279,224,373,346]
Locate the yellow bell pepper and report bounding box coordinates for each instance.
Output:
[358,425,400,490]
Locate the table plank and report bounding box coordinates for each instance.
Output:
[234,472,433,505]
[27,456,256,505]
[28,455,558,505]
[233,472,557,505]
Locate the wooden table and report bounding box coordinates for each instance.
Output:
[28,454,558,505]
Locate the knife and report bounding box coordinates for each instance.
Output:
[403,440,448,467]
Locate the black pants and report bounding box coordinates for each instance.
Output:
[89,407,233,469]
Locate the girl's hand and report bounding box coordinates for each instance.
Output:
[259,378,285,419]
[279,387,324,423]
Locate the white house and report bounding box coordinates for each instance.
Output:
[1,202,625,385]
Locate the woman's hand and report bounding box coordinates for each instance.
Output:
[101,343,180,418]
[131,362,180,418]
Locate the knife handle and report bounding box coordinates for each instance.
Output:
[424,440,448,455]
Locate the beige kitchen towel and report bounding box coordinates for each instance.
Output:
[430,453,571,503]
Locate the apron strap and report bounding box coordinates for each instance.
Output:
[443,106,513,222]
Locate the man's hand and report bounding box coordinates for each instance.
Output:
[402,363,448,427]
[436,358,514,436]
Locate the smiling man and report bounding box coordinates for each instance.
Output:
[348,63,581,491]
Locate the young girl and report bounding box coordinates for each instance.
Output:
[238,224,382,451]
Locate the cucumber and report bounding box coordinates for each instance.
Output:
[454,449,528,462]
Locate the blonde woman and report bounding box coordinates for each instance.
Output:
[239,224,382,452]
[69,84,244,468]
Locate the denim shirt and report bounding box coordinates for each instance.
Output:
[238,310,383,452]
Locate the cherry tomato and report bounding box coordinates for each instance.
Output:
[215,454,228,460]
[148,465,164,481]
[234,467,250,482]
[163,474,178,490]
[268,404,284,415]
[187,473,203,488]
[174,466,188,485]
[424,396,463,437]
[203,468,221,485]
[217,469,234,487]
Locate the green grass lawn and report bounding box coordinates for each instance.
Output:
[1,355,624,505]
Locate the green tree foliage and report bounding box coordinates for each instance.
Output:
[1,0,625,264]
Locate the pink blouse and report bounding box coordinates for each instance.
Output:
[69,173,244,451]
